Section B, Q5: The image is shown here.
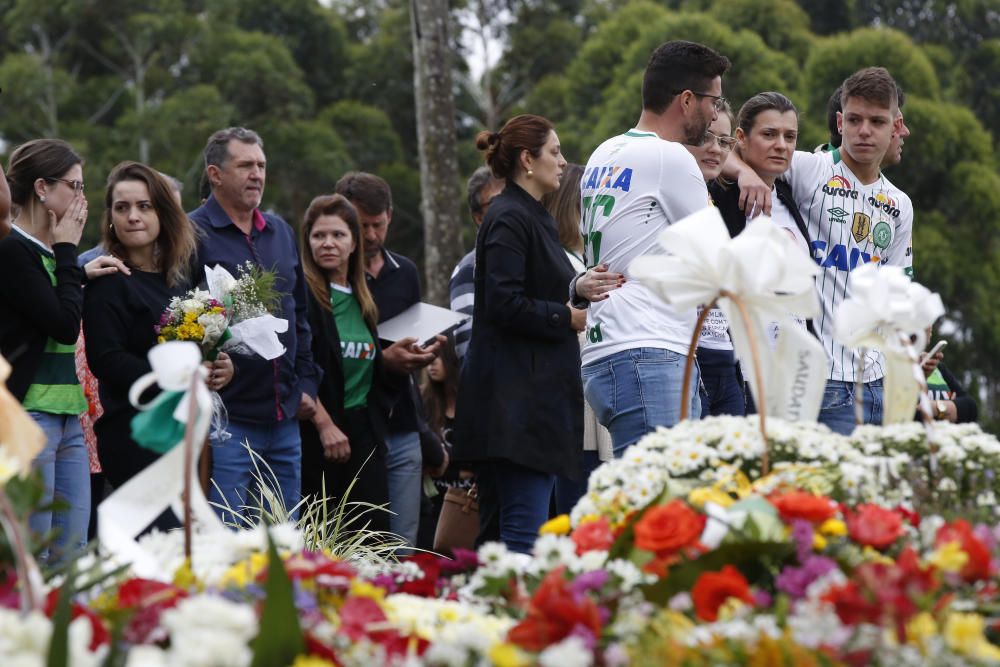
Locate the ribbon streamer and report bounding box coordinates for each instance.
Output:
[630,206,829,426]
[99,342,226,576]
[833,263,944,425]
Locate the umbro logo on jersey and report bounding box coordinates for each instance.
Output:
[822,175,859,199]
[827,207,848,224]
[868,193,901,218]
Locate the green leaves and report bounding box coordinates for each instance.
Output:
[249,530,305,667]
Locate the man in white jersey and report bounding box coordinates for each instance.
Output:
[576,40,730,453]
[723,67,913,434]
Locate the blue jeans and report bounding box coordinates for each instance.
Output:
[818,378,884,435]
[696,348,746,418]
[554,450,603,516]
[386,430,421,548]
[493,460,554,554]
[27,412,90,563]
[582,348,701,456]
[210,419,301,525]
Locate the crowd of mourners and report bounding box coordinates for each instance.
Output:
[0,40,979,561]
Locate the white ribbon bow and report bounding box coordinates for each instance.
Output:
[99,341,225,576]
[833,263,945,423]
[630,206,829,422]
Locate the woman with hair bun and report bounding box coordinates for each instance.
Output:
[454,114,586,554]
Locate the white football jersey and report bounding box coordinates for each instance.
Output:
[580,129,711,365]
[784,149,914,382]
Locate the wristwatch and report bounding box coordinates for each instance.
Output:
[935,400,948,420]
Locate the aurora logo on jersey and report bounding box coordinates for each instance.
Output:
[811,240,881,271]
[822,175,859,199]
[868,193,900,218]
[341,341,375,360]
[582,166,633,192]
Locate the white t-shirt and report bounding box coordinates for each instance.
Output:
[579,129,712,365]
[784,149,914,383]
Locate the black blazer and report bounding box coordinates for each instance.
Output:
[302,288,401,444]
[453,181,583,478]
[0,236,84,400]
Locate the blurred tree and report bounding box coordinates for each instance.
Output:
[711,0,814,62]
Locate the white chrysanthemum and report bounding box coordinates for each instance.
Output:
[531,534,577,567]
[160,594,258,667]
[539,636,593,667]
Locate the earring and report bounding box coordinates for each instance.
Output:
[109,222,114,230]
[527,170,534,177]
[39,196,46,203]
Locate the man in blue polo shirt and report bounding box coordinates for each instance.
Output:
[190,126,319,523]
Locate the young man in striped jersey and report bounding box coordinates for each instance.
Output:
[724,67,912,434]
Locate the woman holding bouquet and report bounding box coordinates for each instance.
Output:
[299,193,397,533]
[0,139,128,561]
[83,161,233,492]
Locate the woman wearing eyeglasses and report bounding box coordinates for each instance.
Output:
[683,104,748,418]
[0,139,127,561]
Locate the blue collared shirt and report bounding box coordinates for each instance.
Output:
[189,195,319,424]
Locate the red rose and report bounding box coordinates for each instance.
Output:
[571,517,615,555]
[691,565,754,622]
[936,520,992,582]
[398,552,441,597]
[507,568,602,651]
[846,504,905,550]
[44,590,110,651]
[633,499,706,555]
[338,596,388,641]
[770,491,838,524]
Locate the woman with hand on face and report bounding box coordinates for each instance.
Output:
[453,114,585,554]
[684,105,748,418]
[0,139,127,560]
[83,161,233,492]
[299,194,394,533]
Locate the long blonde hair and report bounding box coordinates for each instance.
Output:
[300,194,378,330]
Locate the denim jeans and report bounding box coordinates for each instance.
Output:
[581,347,701,456]
[27,412,90,563]
[492,460,555,554]
[210,418,301,525]
[554,450,603,516]
[385,430,422,548]
[696,348,746,418]
[818,378,884,435]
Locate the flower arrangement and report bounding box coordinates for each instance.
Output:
[154,289,228,354]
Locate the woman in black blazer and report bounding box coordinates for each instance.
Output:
[454,114,586,554]
[299,194,400,533]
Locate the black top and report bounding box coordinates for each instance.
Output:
[453,181,583,478]
[0,231,84,401]
[366,248,422,433]
[924,363,978,424]
[83,270,188,424]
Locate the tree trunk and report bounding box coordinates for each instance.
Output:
[410,0,464,307]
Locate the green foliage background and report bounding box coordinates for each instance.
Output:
[0,0,997,429]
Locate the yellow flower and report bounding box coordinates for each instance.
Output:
[717,598,749,621]
[688,486,735,509]
[290,657,337,667]
[906,612,937,649]
[488,642,529,667]
[349,579,385,603]
[172,557,201,590]
[929,540,969,574]
[539,514,571,535]
[862,546,895,565]
[813,533,828,551]
[219,552,268,588]
[184,311,198,324]
[819,518,847,537]
[943,613,1000,659]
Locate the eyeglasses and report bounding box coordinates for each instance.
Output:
[48,177,85,193]
[674,90,728,112]
[705,131,738,151]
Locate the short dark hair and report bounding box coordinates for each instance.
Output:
[841,67,898,111]
[203,127,264,169]
[827,80,905,147]
[737,92,798,135]
[467,166,501,218]
[334,171,393,216]
[6,139,82,207]
[642,40,731,114]
[475,114,554,180]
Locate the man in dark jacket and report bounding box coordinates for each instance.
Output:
[190,127,320,523]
